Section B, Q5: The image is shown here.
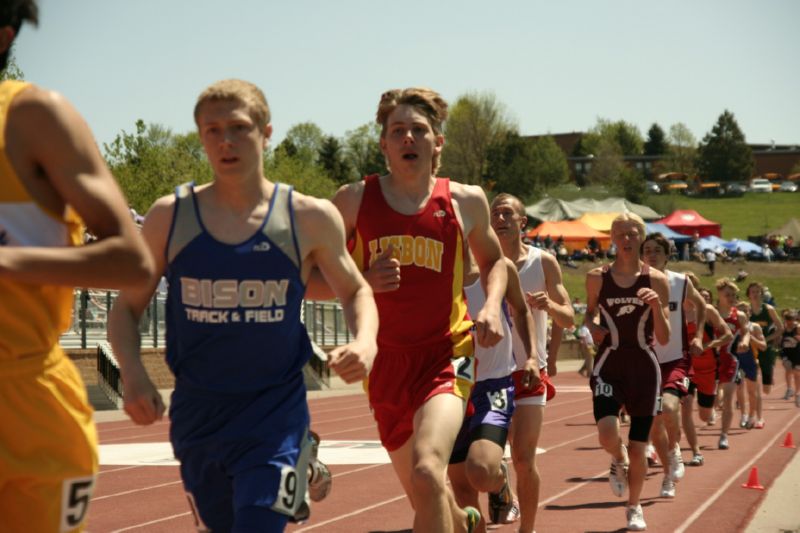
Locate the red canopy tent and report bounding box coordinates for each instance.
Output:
[656,209,721,238]
[526,220,611,252]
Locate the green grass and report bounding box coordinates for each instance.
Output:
[560,260,800,325]
[544,186,800,240]
[644,192,800,240]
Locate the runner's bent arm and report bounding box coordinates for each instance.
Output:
[643,269,671,346]
[107,197,172,425]
[298,197,378,383]
[0,87,154,288]
[685,281,707,354]
[584,268,608,345]
[750,324,767,352]
[526,251,574,329]
[456,184,506,348]
[504,258,540,389]
[765,304,784,347]
[704,305,733,351]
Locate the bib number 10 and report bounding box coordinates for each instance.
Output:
[594,382,613,398]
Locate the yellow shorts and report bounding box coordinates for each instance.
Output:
[0,349,98,532]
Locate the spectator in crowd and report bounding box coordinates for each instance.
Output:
[705,248,717,275]
[577,321,595,377]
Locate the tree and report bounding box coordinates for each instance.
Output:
[317,135,352,186]
[104,120,212,212]
[281,122,324,165]
[266,148,337,199]
[487,134,569,203]
[644,123,667,156]
[575,118,644,157]
[343,123,384,181]
[696,110,754,182]
[663,122,698,177]
[0,47,24,81]
[440,92,516,185]
[486,133,539,201]
[587,137,626,186]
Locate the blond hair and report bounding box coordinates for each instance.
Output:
[194,79,271,130]
[376,87,448,174]
[610,212,646,239]
[715,277,739,294]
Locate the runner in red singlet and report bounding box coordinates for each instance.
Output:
[311,88,507,533]
[680,274,732,466]
[714,278,751,450]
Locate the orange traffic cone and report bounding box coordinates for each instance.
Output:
[781,432,796,449]
[741,466,765,490]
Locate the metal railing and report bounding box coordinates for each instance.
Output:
[66,292,349,394]
[63,290,350,350]
[96,341,123,409]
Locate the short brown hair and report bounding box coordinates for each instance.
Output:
[641,232,670,256]
[0,0,37,71]
[194,79,271,130]
[491,193,526,217]
[376,87,448,173]
[746,282,764,298]
[0,0,38,31]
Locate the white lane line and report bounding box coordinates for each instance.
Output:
[674,412,800,533]
[544,409,595,426]
[332,463,386,478]
[110,512,191,532]
[539,468,610,507]
[542,431,599,453]
[91,480,183,502]
[101,431,169,444]
[320,424,377,437]
[98,465,143,475]
[294,495,407,531]
[312,412,374,425]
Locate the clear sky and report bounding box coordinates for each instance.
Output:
[14,0,800,151]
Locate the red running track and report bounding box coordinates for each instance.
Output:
[88,369,799,532]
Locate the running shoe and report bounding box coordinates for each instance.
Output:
[739,415,749,428]
[308,430,332,502]
[660,475,676,498]
[464,506,481,533]
[718,434,729,450]
[626,504,647,531]
[784,388,795,400]
[707,411,716,426]
[668,445,685,481]
[502,499,520,524]
[754,420,765,429]
[745,418,756,430]
[488,459,513,524]
[645,443,659,467]
[687,453,704,466]
[609,447,629,497]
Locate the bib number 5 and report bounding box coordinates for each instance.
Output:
[61,477,95,531]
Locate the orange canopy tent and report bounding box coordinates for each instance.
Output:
[526,220,611,252]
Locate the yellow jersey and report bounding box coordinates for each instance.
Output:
[0,80,84,366]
